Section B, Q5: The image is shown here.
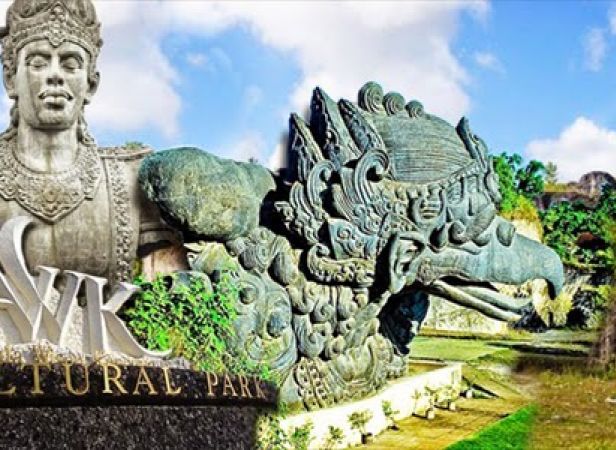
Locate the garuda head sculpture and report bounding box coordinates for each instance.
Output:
[140,82,565,409]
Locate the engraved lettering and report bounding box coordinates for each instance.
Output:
[206,372,218,397]
[253,376,267,399]
[30,362,49,395]
[162,367,181,396]
[102,363,127,394]
[238,375,252,398]
[222,373,238,398]
[64,362,89,396]
[132,366,157,396]
[0,372,15,396]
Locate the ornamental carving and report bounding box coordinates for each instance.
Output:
[141,82,566,409]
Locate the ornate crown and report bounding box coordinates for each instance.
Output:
[0,0,102,73]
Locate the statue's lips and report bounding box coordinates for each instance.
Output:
[39,91,72,107]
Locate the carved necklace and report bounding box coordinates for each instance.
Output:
[0,138,103,223]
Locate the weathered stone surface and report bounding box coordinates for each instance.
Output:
[536,170,615,210]
[140,147,275,241]
[0,0,568,416]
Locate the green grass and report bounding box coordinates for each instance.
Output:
[446,405,536,450]
[410,337,504,362]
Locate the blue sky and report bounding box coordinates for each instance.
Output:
[1,1,614,182]
[459,1,616,163]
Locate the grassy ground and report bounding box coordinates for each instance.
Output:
[367,334,616,449]
[363,397,528,450]
[527,367,616,449]
[446,405,536,450]
[410,336,507,362]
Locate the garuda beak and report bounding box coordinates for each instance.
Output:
[388,218,565,323]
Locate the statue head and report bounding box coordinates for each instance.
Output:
[0,0,102,143]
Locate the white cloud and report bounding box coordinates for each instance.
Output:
[473,51,505,74]
[186,53,208,68]
[583,28,607,72]
[0,0,487,152]
[96,0,488,150]
[610,4,616,34]
[219,131,266,163]
[267,141,286,171]
[526,117,616,182]
[185,48,233,74]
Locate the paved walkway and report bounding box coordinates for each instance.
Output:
[363,397,528,449]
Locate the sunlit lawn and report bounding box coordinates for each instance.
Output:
[529,369,616,449]
[447,405,536,450]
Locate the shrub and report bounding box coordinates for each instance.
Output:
[348,409,373,437]
[381,400,399,429]
[256,414,288,450]
[324,426,344,450]
[288,421,314,450]
[122,270,265,377]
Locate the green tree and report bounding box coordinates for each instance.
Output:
[492,152,543,221]
[545,162,558,185]
[517,159,546,199]
[541,187,616,269]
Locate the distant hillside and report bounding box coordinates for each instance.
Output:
[537,171,615,211]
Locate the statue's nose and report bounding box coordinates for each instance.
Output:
[46,60,65,86]
[46,73,64,86]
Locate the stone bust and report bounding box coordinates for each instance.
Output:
[0,0,176,285]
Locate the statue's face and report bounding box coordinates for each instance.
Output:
[10,39,95,131]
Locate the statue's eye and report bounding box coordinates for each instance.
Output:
[27,56,48,69]
[62,57,82,71]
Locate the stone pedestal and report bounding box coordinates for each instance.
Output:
[0,405,261,449]
[0,360,277,449]
[280,362,463,449]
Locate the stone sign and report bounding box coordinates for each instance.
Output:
[0,360,275,408]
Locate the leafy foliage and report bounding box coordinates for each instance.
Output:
[256,416,315,450]
[288,421,314,450]
[544,162,558,185]
[122,270,268,378]
[541,187,616,269]
[256,414,288,450]
[492,152,544,221]
[324,426,345,450]
[348,410,373,436]
[493,151,615,271]
[382,400,400,429]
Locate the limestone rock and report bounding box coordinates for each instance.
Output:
[139,147,275,240]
